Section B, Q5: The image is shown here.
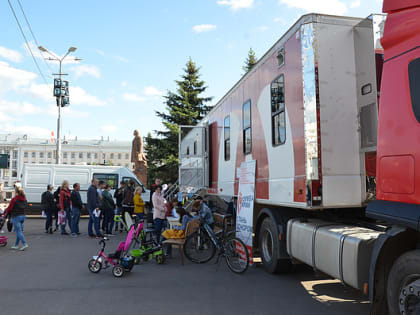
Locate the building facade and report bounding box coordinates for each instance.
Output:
[0,134,132,187]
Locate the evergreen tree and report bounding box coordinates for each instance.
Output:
[145,58,212,186]
[243,47,258,73]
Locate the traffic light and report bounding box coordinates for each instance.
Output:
[53,79,70,106]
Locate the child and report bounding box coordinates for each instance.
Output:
[133,187,145,222]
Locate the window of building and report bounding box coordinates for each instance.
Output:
[13,151,17,159]
[24,152,28,158]
[271,74,286,146]
[193,141,197,155]
[87,153,91,159]
[243,100,252,154]
[102,153,106,159]
[110,153,114,159]
[40,152,44,158]
[125,164,129,167]
[71,162,75,165]
[48,152,52,158]
[409,57,420,124]
[79,152,83,159]
[63,153,68,158]
[32,152,35,158]
[224,115,230,161]
[125,153,129,159]
[94,153,98,159]
[71,153,75,159]
[118,153,122,160]
[186,147,190,156]
[12,161,17,169]
[277,48,285,67]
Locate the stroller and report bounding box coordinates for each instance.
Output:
[130,221,165,265]
[88,225,136,277]
[0,216,7,247]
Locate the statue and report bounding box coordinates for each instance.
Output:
[131,130,148,187]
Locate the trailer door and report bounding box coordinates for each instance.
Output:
[179,125,208,191]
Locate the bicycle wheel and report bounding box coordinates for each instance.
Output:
[183,231,216,264]
[224,237,249,274]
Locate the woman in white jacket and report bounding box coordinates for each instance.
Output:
[152,185,166,243]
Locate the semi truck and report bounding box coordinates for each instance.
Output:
[178,1,420,314]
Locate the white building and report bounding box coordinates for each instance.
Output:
[0,134,132,187]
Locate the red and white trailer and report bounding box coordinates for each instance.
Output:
[180,2,420,314]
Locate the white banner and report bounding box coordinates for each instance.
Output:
[236,160,256,263]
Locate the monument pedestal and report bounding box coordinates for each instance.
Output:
[134,161,148,187]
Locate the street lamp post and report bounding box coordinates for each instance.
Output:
[38,46,79,164]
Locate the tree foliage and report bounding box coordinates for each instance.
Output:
[145,58,212,186]
[243,47,258,74]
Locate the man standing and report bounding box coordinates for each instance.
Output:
[87,178,102,238]
[42,185,55,234]
[102,184,115,236]
[114,181,125,232]
[71,183,83,237]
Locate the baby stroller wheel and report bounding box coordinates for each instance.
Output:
[88,259,102,273]
[156,254,165,265]
[112,264,124,277]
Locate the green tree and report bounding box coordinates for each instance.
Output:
[145,58,212,186]
[243,47,258,73]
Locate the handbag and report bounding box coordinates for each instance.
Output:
[7,218,12,232]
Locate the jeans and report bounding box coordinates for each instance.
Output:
[103,209,114,234]
[11,215,26,246]
[135,213,144,222]
[88,209,101,237]
[45,209,53,231]
[71,207,80,235]
[154,218,165,244]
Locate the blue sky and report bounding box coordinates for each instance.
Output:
[0,0,382,141]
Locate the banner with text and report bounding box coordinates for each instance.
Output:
[236,160,256,263]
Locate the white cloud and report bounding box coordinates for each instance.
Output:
[258,26,269,31]
[0,61,38,94]
[70,86,106,106]
[278,0,348,15]
[144,86,164,97]
[114,55,130,63]
[350,0,361,8]
[25,83,53,101]
[70,65,101,79]
[121,81,128,87]
[216,0,254,10]
[192,24,217,33]
[123,93,145,102]
[0,46,23,63]
[100,125,117,133]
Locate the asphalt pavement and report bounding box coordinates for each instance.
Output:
[0,219,371,315]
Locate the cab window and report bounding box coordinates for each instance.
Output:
[93,173,118,189]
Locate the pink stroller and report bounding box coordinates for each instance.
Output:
[0,216,7,247]
[88,225,136,277]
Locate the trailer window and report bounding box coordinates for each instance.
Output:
[224,115,230,161]
[93,173,118,190]
[271,74,286,146]
[409,57,420,124]
[243,100,252,154]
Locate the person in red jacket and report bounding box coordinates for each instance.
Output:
[3,187,28,250]
[59,180,72,235]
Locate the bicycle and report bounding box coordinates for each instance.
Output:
[183,214,249,274]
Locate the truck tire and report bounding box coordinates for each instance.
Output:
[387,250,420,315]
[259,217,291,274]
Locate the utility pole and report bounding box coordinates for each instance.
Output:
[38,46,81,164]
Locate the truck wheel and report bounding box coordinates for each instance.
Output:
[259,217,291,274]
[387,250,420,315]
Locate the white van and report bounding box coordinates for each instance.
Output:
[21,164,150,213]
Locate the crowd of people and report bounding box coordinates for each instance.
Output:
[0,177,216,252]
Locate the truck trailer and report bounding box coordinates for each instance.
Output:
[179,1,420,314]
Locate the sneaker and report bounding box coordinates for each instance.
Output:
[71,234,77,238]
[19,244,29,251]
[95,235,104,239]
[77,232,81,235]
[45,230,49,234]
[88,235,95,238]
[10,245,19,250]
[61,232,69,235]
